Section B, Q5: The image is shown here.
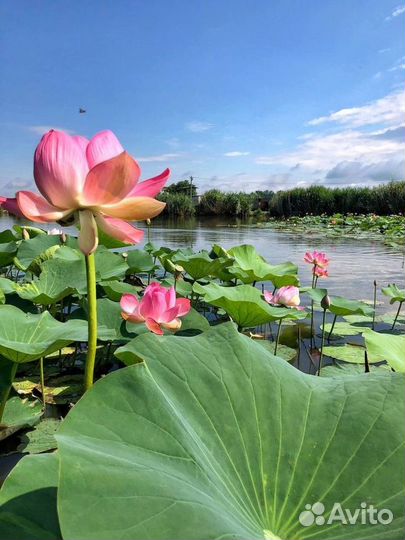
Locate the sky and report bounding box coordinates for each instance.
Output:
[0,0,404,195]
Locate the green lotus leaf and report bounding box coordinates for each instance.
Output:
[172,250,232,280]
[224,244,299,287]
[0,305,87,362]
[0,240,18,268]
[322,344,375,364]
[321,322,370,336]
[305,288,374,317]
[195,282,306,328]
[1,397,42,440]
[57,323,405,539]
[126,249,156,274]
[321,362,391,377]
[0,229,17,243]
[17,418,60,454]
[14,235,61,271]
[364,329,405,372]
[100,280,142,302]
[160,277,193,298]
[254,340,297,362]
[0,277,17,295]
[0,453,61,540]
[71,298,136,343]
[381,284,405,304]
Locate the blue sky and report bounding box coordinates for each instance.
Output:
[0,0,404,195]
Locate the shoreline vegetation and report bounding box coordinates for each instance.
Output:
[157,179,405,218]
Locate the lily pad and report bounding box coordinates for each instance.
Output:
[254,340,297,362]
[321,362,390,377]
[321,322,370,336]
[322,344,375,364]
[0,453,61,539]
[17,419,61,454]
[172,250,232,280]
[126,249,156,274]
[56,323,405,539]
[100,280,142,302]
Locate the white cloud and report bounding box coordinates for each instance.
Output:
[378,47,391,53]
[185,121,214,133]
[137,153,182,163]
[388,56,405,72]
[165,137,181,149]
[224,151,250,157]
[385,4,405,20]
[27,125,74,135]
[308,89,405,127]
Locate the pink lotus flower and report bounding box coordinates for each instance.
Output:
[0,130,169,254]
[0,197,25,218]
[313,266,329,278]
[304,250,329,268]
[264,286,301,308]
[120,282,191,335]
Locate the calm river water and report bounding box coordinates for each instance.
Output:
[1,215,404,310]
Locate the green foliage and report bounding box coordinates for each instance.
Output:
[158,192,195,217]
[268,181,405,217]
[54,323,405,539]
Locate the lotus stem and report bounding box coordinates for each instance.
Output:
[310,300,315,348]
[39,357,46,414]
[392,301,403,330]
[372,280,377,330]
[0,362,17,423]
[274,319,282,355]
[318,307,327,376]
[364,350,370,373]
[84,252,98,390]
[327,314,337,341]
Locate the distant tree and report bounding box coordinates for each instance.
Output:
[164,180,197,197]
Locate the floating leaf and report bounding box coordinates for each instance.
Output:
[322,344,375,364]
[17,419,60,454]
[254,340,297,362]
[56,323,405,540]
[321,322,369,336]
[321,362,390,377]
[0,453,61,540]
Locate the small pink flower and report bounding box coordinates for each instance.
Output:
[120,282,191,335]
[304,250,329,268]
[313,266,329,278]
[264,286,301,308]
[0,130,170,255]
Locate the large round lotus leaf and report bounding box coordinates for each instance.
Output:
[225,244,299,287]
[195,282,306,327]
[0,305,87,362]
[0,240,18,268]
[172,250,232,280]
[14,235,61,271]
[100,280,142,302]
[0,453,61,540]
[57,323,405,540]
[126,249,156,274]
[1,397,42,440]
[364,329,405,372]
[321,344,382,365]
[305,289,374,317]
[320,322,369,336]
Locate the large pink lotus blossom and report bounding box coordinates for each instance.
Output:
[0,130,169,254]
[264,286,302,308]
[120,282,191,335]
[0,197,25,218]
[304,250,329,268]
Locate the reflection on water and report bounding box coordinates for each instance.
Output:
[1,214,404,307]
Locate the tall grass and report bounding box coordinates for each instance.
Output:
[268,181,405,217]
[156,181,404,217]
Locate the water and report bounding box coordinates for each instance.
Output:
[1,214,404,308]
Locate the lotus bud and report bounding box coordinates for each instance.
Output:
[22,228,30,240]
[146,219,151,226]
[373,279,377,287]
[321,294,331,310]
[174,265,184,281]
[60,232,67,243]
